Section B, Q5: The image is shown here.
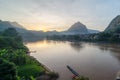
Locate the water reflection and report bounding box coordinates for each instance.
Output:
[97,43,120,53]
[92,43,120,63]
[70,42,84,52]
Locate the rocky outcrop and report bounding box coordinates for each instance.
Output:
[104,15,120,33]
[68,21,88,34]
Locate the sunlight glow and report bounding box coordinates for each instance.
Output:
[0,0,120,31]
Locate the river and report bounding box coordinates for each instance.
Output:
[25,40,120,80]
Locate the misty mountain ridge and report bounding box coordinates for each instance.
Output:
[88,29,100,33]
[0,19,101,41]
[0,15,120,42]
[0,20,39,41]
[0,20,26,32]
[10,22,25,29]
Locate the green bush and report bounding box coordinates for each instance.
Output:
[18,64,45,78]
[0,58,17,80]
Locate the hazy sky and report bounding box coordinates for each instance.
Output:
[0,0,120,31]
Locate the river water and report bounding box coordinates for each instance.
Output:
[26,40,120,80]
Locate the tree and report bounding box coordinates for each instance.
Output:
[115,27,120,33]
[98,32,112,41]
[0,58,17,80]
[2,28,18,37]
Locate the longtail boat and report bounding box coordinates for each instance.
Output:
[67,65,80,77]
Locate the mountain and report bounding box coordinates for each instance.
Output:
[62,21,99,35]
[104,15,120,33]
[67,22,88,34]
[0,20,26,32]
[0,20,45,41]
[0,20,100,41]
[10,22,24,29]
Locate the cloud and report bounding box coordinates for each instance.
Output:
[0,0,120,31]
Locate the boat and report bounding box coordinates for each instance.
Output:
[67,65,80,80]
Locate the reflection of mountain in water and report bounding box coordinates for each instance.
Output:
[91,43,120,62]
[93,43,120,53]
[70,42,84,52]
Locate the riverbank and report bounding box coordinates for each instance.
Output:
[18,55,59,80]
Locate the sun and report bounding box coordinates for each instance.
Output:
[43,28,49,32]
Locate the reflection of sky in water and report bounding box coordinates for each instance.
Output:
[26,40,120,80]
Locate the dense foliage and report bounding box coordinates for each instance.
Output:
[0,58,17,80]
[0,28,45,80]
[97,29,120,42]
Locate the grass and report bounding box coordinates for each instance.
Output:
[18,64,45,78]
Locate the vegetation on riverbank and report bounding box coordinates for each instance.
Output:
[0,28,59,80]
[47,30,120,43]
